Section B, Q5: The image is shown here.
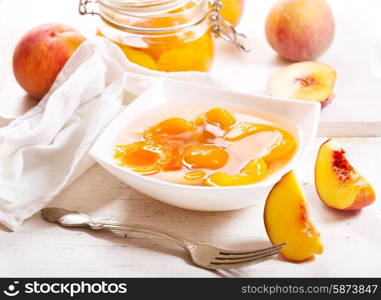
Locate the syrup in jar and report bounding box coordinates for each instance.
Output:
[79,0,248,72]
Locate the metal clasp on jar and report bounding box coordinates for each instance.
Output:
[79,0,99,16]
[209,0,250,52]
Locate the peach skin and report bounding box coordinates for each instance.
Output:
[265,0,335,61]
[13,23,85,100]
[264,171,323,262]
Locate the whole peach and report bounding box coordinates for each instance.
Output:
[265,0,335,61]
[220,0,245,27]
[13,23,86,100]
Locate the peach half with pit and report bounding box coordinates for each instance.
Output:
[267,61,336,108]
[315,139,376,211]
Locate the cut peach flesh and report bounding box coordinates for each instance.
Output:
[184,170,206,180]
[183,144,229,169]
[204,108,236,130]
[263,129,297,163]
[123,148,158,166]
[315,139,375,210]
[156,31,214,72]
[207,158,267,186]
[267,61,336,105]
[264,171,323,262]
[116,44,158,71]
[225,122,297,164]
[115,108,297,186]
[241,157,268,174]
[144,117,195,138]
[161,142,184,171]
[114,142,169,174]
[96,30,158,70]
[224,122,267,141]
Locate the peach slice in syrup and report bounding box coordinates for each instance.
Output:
[183,144,229,170]
[114,142,170,175]
[206,158,268,187]
[225,122,297,164]
[144,117,196,140]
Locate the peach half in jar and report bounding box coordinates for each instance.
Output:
[97,29,214,72]
[96,1,215,73]
[114,107,297,186]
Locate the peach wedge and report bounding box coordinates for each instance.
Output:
[315,139,376,211]
[267,61,336,108]
[264,171,323,262]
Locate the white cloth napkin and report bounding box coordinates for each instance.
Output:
[0,37,225,231]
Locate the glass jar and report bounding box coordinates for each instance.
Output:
[79,0,249,72]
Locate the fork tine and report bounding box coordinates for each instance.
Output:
[218,243,286,256]
[208,254,276,270]
[211,247,281,264]
[208,249,280,269]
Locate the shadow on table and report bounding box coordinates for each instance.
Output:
[0,223,11,232]
[0,93,39,120]
[47,165,284,277]
[64,225,273,278]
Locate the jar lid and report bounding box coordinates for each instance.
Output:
[100,0,194,15]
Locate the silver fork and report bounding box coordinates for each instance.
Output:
[41,207,285,270]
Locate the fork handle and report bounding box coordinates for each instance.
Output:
[88,219,192,250]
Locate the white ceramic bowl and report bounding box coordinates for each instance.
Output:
[90,79,320,211]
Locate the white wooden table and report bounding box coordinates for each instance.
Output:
[1,0,381,277]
